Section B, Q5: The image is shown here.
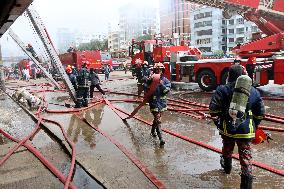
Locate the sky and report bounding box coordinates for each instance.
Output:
[0,0,158,57]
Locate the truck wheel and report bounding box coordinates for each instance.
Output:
[197,70,217,91]
[221,70,229,85]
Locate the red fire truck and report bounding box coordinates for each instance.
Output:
[174,0,284,91]
[59,50,113,72]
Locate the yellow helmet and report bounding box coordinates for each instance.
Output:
[153,62,165,69]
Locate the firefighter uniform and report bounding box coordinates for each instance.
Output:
[76,65,89,108]
[148,63,171,146]
[209,64,265,189]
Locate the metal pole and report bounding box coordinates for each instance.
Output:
[0,43,5,92]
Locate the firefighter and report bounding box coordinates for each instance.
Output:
[104,64,110,80]
[66,65,77,91]
[26,44,40,62]
[209,64,265,189]
[89,68,105,98]
[148,62,171,146]
[135,59,144,96]
[141,61,150,94]
[75,63,89,108]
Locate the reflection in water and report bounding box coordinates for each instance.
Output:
[67,114,97,149]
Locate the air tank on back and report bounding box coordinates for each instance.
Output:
[229,75,252,129]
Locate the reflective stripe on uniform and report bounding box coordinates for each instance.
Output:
[249,111,253,134]
[253,115,264,120]
[209,109,221,114]
[150,107,167,112]
[218,129,255,138]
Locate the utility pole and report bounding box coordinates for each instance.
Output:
[0,43,5,93]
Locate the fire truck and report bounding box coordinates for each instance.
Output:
[173,0,284,91]
[129,38,202,78]
[59,50,113,73]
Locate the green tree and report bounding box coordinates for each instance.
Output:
[136,34,152,41]
[77,39,108,51]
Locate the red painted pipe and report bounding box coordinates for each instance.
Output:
[112,105,284,177]
[74,113,167,189]
[0,129,78,189]
[42,118,76,189]
[46,101,103,113]
[0,118,42,166]
[262,97,284,101]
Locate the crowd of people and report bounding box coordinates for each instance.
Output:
[65,63,107,108]
[3,64,42,81]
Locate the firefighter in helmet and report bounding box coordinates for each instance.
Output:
[135,59,144,96]
[209,64,265,189]
[75,63,89,108]
[66,65,77,91]
[147,62,171,146]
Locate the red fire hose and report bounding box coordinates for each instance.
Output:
[0,118,42,166]
[0,129,78,189]
[124,74,161,120]
[74,113,167,189]
[111,105,284,177]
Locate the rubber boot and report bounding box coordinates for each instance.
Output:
[156,125,165,146]
[151,125,157,137]
[240,174,253,189]
[220,155,232,174]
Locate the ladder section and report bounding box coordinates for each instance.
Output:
[25,8,77,102]
[8,29,61,89]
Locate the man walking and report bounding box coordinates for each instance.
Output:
[148,62,171,146]
[89,68,105,98]
[209,64,265,189]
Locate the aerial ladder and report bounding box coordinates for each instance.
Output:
[8,29,61,89]
[186,0,284,57]
[25,8,77,103]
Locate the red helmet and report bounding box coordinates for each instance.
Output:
[252,128,268,145]
[66,66,72,74]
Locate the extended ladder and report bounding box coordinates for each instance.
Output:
[25,8,77,103]
[8,29,61,89]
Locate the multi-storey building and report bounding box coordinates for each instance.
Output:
[108,31,120,52]
[160,0,198,42]
[190,7,260,55]
[56,28,75,53]
[118,2,159,49]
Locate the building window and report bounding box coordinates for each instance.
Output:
[251,26,258,32]
[236,28,244,34]
[236,37,244,43]
[222,20,226,25]
[194,11,212,20]
[199,47,211,52]
[229,19,234,25]
[222,29,226,34]
[237,18,244,24]
[229,38,234,43]
[196,38,211,45]
[194,21,212,28]
[228,29,234,34]
[196,29,212,36]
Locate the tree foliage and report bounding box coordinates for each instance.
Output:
[136,34,152,41]
[77,39,108,51]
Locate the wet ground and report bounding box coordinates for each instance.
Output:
[1,71,284,188]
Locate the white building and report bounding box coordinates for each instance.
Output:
[118,2,159,49]
[56,28,76,53]
[190,7,260,55]
[108,31,120,52]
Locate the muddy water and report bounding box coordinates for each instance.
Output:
[0,92,104,189]
[3,77,284,188]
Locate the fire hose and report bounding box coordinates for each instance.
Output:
[109,104,284,177]
[0,87,78,189]
[74,113,167,189]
